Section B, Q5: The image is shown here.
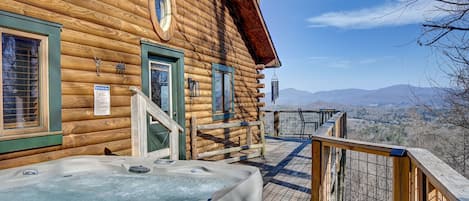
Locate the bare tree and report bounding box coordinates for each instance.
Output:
[417,0,469,177]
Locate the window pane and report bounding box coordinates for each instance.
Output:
[223,73,232,112]
[2,33,41,129]
[214,71,223,112]
[150,63,170,115]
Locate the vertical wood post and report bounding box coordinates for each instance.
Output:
[393,156,410,201]
[416,169,425,201]
[312,139,322,201]
[170,124,179,160]
[274,111,280,136]
[191,116,198,160]
[426,178,436,201]
[260,112,266,156]
[131,94,148,157]
[246,126,252,146]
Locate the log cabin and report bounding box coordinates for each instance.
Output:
[0,0,280,169]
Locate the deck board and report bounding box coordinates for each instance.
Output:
[237,136,312,201]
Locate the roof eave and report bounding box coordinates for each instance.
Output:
[231,0,281,68]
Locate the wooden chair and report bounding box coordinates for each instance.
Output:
[298,108,318,138]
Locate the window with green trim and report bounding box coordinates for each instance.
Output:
[0,11,62,154]
[212,64,234,120]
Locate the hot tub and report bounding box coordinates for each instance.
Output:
[0,156,263,201]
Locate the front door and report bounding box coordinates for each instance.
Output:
[148,57,176,153]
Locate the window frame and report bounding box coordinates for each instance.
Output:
[0,11,62,154]
[149,60,172,124]
[0,27,50,136]
[212,63,235,121]
[149,0,176,41]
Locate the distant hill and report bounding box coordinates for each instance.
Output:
[263,84,446,107]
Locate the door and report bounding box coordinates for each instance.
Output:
[147,58,176,153]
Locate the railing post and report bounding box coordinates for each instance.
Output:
[393,156,411,201]
[131,93,148,157]
[191,116,198,160]
[170,124,179,160]
[312,139,322,201]
[260,113,266,156]
[246,126,252,146]
[274,111,280,136]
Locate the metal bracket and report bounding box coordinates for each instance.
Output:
[390,148,406,157]
[94,56,102,76]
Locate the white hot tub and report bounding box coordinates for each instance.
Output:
[0,156,263,201]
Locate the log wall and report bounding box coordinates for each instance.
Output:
[0,0,263,168]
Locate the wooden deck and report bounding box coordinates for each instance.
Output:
[237,136,312,201]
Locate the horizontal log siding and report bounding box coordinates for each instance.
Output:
[0,0,262,168]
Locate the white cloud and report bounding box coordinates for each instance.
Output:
[307,0,449,29]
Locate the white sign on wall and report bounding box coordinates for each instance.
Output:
[94,84,111,116]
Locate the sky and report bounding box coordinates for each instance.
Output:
[259,0,452,93]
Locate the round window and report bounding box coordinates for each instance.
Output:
[149,0,175,41]
[155,0,171,31]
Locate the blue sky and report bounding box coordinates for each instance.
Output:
[260,0,451,93]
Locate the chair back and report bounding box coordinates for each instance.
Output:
[298,108,305,122]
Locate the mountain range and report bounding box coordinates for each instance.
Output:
[263,84,446,107]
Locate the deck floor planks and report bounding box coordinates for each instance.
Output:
[237,136,312,201]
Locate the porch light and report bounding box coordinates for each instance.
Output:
[188,78,200,97]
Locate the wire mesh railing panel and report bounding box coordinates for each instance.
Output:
[263,111,323,137]
[343,150,393,201]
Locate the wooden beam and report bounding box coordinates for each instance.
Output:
[246,126,252,146]
[312,140,322,201]
[219,151,261,164]
[191,116,198,160]
[393,156,410,201]
[197,121,261,130]
[260,113,266,156]
[274,111,280,136]
[197,144,263,159]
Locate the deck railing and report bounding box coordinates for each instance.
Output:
[312,112,469,201]
[190,115,266,163]
[129,87,183,160]
[263,109,338,138]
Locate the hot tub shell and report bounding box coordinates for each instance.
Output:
[0,156,263,201]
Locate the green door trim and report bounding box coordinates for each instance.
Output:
[140,40,186,159]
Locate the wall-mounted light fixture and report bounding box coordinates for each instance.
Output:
[116,62,126,77]
[188,78,200,97]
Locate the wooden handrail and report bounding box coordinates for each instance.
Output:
[407,148,469,201]
[311,111,469,201]
[129,86,182,159]
[263,109,338,113]
[197,121,261,130]
[312,135,404,156]
[130,86,183,132]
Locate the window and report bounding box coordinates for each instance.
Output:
[155,0,171,31]
[212,64,234,120]
[149,61,172,121]
[149,0,175,41]
[1,29,48,134]
[0,11,62,154]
